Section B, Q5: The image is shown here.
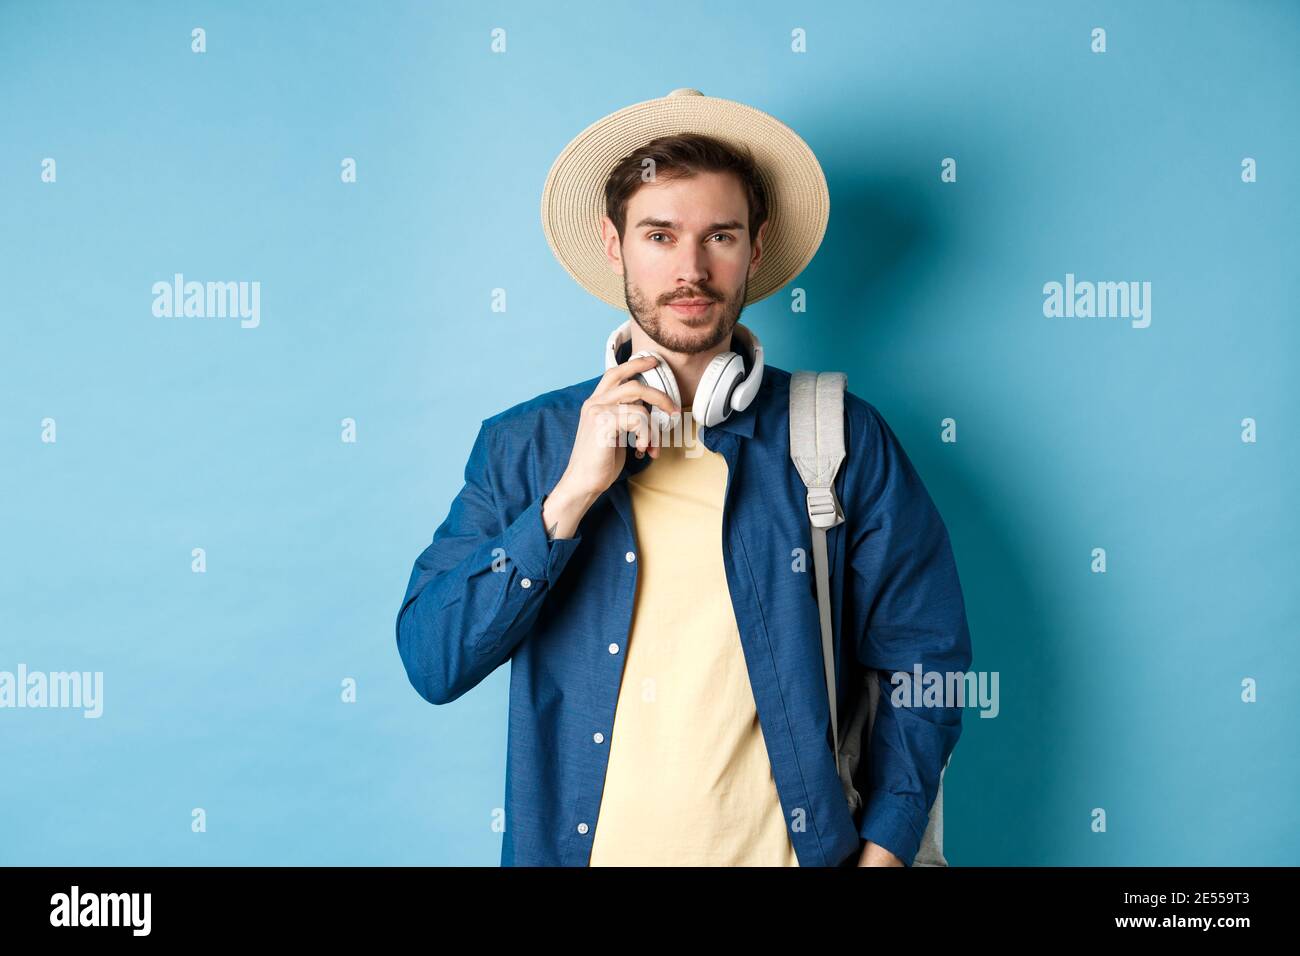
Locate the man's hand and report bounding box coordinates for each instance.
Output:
[541,354,681,539]
[857,840,905,867]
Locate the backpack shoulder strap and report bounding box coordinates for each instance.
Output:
[788,371,847,529]
[791,372,950,864]
[789,371,848,793]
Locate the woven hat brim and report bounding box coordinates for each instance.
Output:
[540,90,829,312]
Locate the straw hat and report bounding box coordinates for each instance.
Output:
[540,88,830,312]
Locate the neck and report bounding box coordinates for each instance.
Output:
[629,325,737,409]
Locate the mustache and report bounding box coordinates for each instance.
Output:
[662,289,721,303]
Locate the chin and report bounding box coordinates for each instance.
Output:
[661,305,719,329]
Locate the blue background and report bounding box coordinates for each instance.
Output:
[1,0,1296,865]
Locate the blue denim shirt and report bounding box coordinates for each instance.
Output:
[396,354,973,867]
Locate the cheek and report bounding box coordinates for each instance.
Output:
[715,255,750,285]
[630,259,673,292]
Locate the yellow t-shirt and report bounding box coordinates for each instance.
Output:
[588,418,799,866]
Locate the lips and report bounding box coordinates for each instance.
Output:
[667,299,714,315]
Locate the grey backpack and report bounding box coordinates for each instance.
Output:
[788,370,949,867]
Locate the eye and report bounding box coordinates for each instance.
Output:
[648,232,670,242]
[709,233,734,242]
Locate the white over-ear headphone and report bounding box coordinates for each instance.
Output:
[603,318,765,431]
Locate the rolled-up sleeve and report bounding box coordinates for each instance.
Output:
[844,401,973,865]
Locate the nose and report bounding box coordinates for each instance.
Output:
[674,243,710,289]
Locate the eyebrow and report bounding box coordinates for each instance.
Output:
[633,217,746,232]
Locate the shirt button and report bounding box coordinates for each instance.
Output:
[520,577,532,589]
[577,822,589,834]
[593,732,605,744]
[607,643,619,655]
[625,551,636,563]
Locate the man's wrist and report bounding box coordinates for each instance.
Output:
[857,840,905,867]
[541,480,597,540]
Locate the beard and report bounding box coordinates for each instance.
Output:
[623,270,749,355]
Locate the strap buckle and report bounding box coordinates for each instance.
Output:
[806,487,844,529]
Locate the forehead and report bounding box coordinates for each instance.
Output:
[625,170,748,224]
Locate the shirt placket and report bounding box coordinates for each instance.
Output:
[563,479,640,865]
[705,426,834,866]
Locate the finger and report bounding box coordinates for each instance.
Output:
[593,403,646,450]
[595,354,662,395]
[590,406,623,449]
[606,380,682,423]
[616,403,650,455]
[615,403,652,455]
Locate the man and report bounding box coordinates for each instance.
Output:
[396,89,973,867]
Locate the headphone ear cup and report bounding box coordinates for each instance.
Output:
[629,350,681,436]
[693,351,744,427]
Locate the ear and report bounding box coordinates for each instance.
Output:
[600,215,625,277]
[749,219,769,274]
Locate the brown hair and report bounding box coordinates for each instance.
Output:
[603,132,769,242]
